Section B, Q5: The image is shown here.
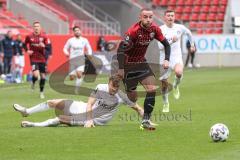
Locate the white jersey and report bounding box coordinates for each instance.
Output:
[67,84,135,125]
[63,36,92,59]
[158,23,193,64]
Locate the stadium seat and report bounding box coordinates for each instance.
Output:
[183,6,192,13]
[220,0,228,5]
[167,6,175,11]
[217,13,225,21]
[191,13,199,21]
[189,21,197,29]
[168,0,177,6]
[182,14,190,21]
[152,0,160,6]
[208,13,216,21]
[209,6,218,13]
[205,28,214,34]
[159,0,168,6]
[192,6,201,13]
[197,29,204,34]
[196,22,204,28]
[175,6,183,13]
[219,6,226,13]
[199,13,207,21]
[176,0,185,5]
[185,0,194,6]
[194,0,202,5]
[202,0,211,5]
[215,28,223,33]
[212,0,219,5]
[215,22,223,28]
[201,6,209,13]
[205,22,215,28]
[175,13,181,20]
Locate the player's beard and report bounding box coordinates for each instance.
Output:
[141,22,151,28]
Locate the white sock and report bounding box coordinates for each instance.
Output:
[32,117,60,127]
[75,78,83,87]
[173,75,182,88]
[26,102,50,115]
[162,93,169,104]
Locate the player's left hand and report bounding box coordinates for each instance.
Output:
[190,46,196,53]
[163,60,169,69]
[39,42,45,48]
[84,120,95,128]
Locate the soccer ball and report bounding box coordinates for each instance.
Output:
[209,123,229,142]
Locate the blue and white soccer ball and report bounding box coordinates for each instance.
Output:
[209,123,229,142]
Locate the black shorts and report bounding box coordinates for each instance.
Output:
[123,63,154,92]
[31,62,46,73]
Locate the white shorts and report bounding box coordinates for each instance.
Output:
[14,55,25,68]
[159,57,183,80]
[69,57,85,75]
[63,100,87,115]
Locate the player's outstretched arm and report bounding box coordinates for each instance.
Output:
[84,96,97,128]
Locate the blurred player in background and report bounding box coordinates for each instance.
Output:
[44,38,52,72]
[185,40,198,68]
[25,21,50,99]
[117,8,170,130]
[63,26,93,94]
[13,34,27,82]
[13,75,157,127]
[158,10,195,112]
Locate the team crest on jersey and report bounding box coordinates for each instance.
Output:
[150,32,155,39]
[177,30,181,35]
[30,38,34,41]
[39,37,43,42]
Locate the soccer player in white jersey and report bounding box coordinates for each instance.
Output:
[158,10,196,112]
[63,26,93,94]
[13,75,156,128]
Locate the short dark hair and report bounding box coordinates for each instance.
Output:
[72,26,80,31]
[164,10,175,15]
[140,8,152,13]
[109,74,121,87]
[33,21,40,25]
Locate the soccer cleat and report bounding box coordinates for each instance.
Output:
[162,102,169,113]
[31,83,35,91]
[21,121,34,127]
[173,86,180,100]
[188,63,193,68]
[140,120,156,131]
[13,104,28,117]
[40,92,45,99]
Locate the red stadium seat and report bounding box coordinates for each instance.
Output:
[197,29,204,34]
[182,14,190,21]
[205,28,214,34]
[183,6,192,13]
[185,0,194,6]
[176,0,185,5]
[212,0,218,5]
[167,6,175,11]
[175,13,182,20]
[215,22,223,27]
[199,13,207,21]
[208,13,216,21]
[219,6,226,13]
[215,28,223,34]
[202,0,211,5]
[168,0,177,6]
[196,22,204,28]
[152,0,160,6]
[191,13,199,21]
[189,21,197,29]
[209,6,218,13]
[201,6,209,13]
[217,13,225,21]
[159,0,168,6]
[192,6,201,13]
[205,22,215,28]
[220,0,228,5]
[194,0,202,5]
[175,6,183,13]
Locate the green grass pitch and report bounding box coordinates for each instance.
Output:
[0,67,240,160]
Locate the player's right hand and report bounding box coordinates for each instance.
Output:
[172,36,178,43]
[117,69,124,79]
[84,120,95,128]
[27,50,33,55]
[163,60,169,69]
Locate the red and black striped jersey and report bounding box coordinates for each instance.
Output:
[25,33,50,63]
[123,22,166,63]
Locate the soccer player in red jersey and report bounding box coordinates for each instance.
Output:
[117,8,171,130]
[25,22,50,99]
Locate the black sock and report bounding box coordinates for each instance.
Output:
[32,76,37,84]
[40,78,45,92]
[143,92,156,121]
[191,52,195,64]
